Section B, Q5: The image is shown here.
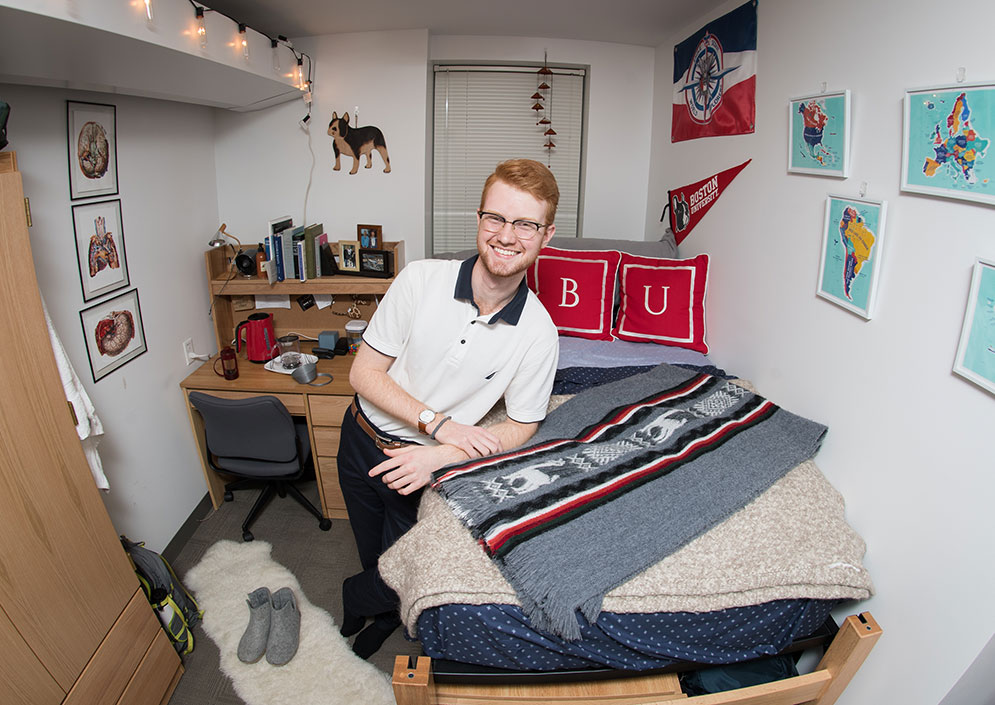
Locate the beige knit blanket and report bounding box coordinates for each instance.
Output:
[379,390,874,636]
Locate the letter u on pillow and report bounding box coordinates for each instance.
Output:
[612,253,709,353]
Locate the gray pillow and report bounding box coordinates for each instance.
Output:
[433,228,679,260]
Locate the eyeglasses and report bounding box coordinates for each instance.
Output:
[477,210,549,240]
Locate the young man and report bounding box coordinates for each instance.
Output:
[337,159,560,658]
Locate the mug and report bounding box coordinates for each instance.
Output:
[213,346,239,380]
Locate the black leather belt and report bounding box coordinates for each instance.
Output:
[348,399,413,451]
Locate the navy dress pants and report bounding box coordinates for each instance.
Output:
[337,403,422,624]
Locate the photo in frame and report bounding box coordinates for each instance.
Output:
[816,195,887,320]
[79,288,147,382]
[67,101,118,200]
[338,240,360,272]
[358,248,394,278]
[357,224,382,249]
[902,83,995,205]
[788,90,851,177]
[953,257,995,395]
[72,199,129,302]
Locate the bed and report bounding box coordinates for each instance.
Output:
[382,236,879,704]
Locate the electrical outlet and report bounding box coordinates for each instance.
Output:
[182,338,195,365]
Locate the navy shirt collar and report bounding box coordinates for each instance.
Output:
[454,255,529,326]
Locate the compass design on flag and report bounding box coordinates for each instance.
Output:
[679,33,739,125]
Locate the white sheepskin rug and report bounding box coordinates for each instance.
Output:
[184,540,395,705]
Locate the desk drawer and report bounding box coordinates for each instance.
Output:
[308,395,352,426]
[188,389,306,416]
[312,426,342,457]
[316,456,347,516]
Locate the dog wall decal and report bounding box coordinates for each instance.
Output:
[327,112,391,174]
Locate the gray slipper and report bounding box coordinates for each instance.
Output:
[266,587,300,666]
[237,587,272,664]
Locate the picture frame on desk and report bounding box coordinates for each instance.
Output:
[357,224,382,250]
[338,240,360,272]
[359,249,394,278]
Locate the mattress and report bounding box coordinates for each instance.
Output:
[380,339,873,671]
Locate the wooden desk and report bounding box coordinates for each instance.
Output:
[180,351,357,519]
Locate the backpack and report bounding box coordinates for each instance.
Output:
[120,536,203,655]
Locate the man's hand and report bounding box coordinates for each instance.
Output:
[432,418,503,459]
[369,444,468,495]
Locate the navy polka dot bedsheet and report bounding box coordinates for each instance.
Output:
[415,599,836,671]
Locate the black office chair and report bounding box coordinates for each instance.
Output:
[189,392,332,541]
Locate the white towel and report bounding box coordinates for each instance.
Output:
[42,299,109,491]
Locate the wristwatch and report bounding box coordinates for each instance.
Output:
[417,408,436,434]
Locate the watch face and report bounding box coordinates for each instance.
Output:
[419,409,435,423]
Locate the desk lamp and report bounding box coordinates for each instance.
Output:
[209,223,256,276]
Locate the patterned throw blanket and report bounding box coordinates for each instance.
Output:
[431,364,828,640]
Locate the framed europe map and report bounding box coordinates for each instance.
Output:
[902,83,995,205]
[817,195,887,320]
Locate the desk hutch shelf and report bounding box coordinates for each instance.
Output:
[205,240,405,349]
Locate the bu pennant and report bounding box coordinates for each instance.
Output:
[663,159,750,246]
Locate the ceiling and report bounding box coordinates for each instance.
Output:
[202,0,726,48]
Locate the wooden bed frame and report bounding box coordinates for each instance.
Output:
[391,611,880,705]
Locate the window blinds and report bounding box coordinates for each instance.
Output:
[432,64,586,254]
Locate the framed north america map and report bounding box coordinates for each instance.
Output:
[902,83,995,205]
[817,195,887,320]
[788,90,851,177]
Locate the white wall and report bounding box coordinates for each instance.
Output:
[2,83,219,550]
[431,36,656,241]
[213,29,430,262]
[647,1,995,703]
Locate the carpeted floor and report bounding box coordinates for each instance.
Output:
[165,480,421,705]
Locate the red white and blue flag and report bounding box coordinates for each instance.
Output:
[672,0,757,143]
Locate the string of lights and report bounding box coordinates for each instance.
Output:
[180,0,313,92]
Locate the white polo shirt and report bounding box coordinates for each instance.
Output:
[358,256,559,443]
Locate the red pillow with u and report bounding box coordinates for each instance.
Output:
[526,247,621,341]
[612,253,709,353]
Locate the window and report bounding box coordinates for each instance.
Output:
[431,64,587,254]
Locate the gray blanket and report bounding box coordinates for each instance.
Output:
[430,364,828,639]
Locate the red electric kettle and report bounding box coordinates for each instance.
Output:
[236,312,278,363]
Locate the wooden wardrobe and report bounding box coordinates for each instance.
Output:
[0,155,183,704]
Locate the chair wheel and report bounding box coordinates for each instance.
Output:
[242,530,254,542]
[224,490,234,502]
[319,518,332,531]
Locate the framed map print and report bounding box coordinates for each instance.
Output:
[67,101,119,200]
[953,257,995,395]
[817,195,887,320]
[788,90,851,177]
[902,83,994,205]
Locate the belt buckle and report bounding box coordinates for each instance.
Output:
[375,437,406,451]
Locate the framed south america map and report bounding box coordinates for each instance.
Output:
[817,195,887,320]
[902,83,995,205]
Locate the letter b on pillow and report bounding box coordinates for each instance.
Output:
[526,247,621,341]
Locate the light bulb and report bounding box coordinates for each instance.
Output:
[239,24,249,61]
[271,39,281,73]
[295,58,305,90]
[195,7,207,49]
